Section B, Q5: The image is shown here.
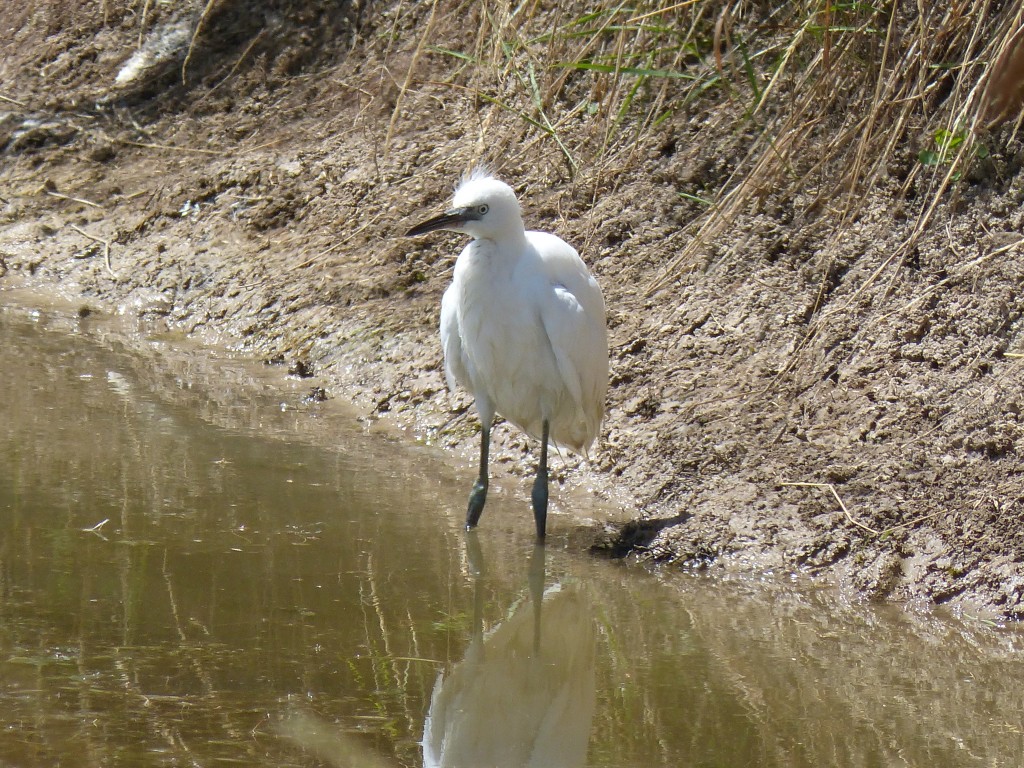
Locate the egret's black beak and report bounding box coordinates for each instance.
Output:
[405,206,480,237]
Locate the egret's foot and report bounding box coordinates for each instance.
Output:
[531,468,548,540]
[466,479,488,529]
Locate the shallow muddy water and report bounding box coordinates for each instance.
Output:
[1,300,1022,767]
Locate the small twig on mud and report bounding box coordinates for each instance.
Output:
[891,510,944,533]
[69,224,115,278]
[197,28,266,104]
[782,480,945,537]
[329,78,376,100]
[244,139,288,152]
[780,481,880,535]
[44,189,105,210]
[111,136,223,156]
[182,0,220,84]
[0,92,27,107]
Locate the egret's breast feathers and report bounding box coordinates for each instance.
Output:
[439,229,607,452]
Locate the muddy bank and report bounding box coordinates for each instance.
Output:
[3,1,1024,619]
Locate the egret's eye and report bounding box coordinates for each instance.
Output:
[477,204,489,216]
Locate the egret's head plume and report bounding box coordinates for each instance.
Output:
[459,165,495,188]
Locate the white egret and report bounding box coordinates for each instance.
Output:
[406,171,609,538]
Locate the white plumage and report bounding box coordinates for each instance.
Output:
[407,172,608,537]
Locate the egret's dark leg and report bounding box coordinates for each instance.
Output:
[531,420,550,540]
[466,421,491,529]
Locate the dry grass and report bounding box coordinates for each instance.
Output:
[391,2,1023,294]
[403,2,723,175]
[644,2,1024,293]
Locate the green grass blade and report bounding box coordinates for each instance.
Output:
[556,61,697,80]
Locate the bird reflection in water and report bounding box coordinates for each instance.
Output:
[422,536,597,768]
[276,539,596,767]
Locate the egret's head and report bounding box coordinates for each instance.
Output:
[406,171,524,242]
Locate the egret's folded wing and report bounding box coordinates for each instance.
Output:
[537,261,608,449]
[534,235,608,389]
[440,284,469,393]
[540,286,587,407]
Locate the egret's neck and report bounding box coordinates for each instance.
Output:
[471,226,528,254]
[462,230,527,285]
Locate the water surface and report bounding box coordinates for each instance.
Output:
[1,300,1022,767]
